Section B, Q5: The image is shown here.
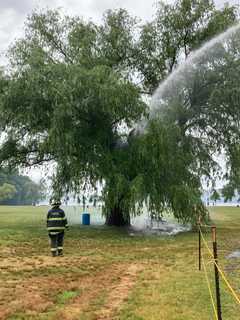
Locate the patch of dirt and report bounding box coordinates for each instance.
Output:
[0,255,90,319]
[0,258,142,320]
[96,264,142,320]
[0,247,16,256]
[0,255,88,272]
[0,275,63,318]
[0,309,11,320]
[54,264,125,320]
[55,263,142,320]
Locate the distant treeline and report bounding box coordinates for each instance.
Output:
[0,170,44,205]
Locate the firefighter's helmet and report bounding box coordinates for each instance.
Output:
[50,198,61,207]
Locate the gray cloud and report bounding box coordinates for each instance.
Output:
[89,0,130,12]
[0,0,33,13]
[215,0,239,6]
[88,0,156,22]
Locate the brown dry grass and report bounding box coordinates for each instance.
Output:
[96,264,142,320]
[1,206,240,319]
[0,252,142,320]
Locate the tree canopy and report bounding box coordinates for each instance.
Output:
[0,0,240,225]
[0,170,44,205]
[0,183,16,202]
[135,0,238,94]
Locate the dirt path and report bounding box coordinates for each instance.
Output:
[55,263,142,320]
[0,256,142,320]
[96,264,142,320]
[0,255,90,319]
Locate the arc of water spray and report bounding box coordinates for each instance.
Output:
[149,22,240,122]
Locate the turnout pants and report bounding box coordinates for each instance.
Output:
[49,232,64,256]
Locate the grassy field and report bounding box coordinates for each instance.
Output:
[0,206,240,319]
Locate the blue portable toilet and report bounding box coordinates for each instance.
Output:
[82,212,90,225]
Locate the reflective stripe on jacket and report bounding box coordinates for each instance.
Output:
[47,207,69,232]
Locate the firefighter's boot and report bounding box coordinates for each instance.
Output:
[51,250,57,257]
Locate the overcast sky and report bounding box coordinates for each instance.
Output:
[0,0,239,65]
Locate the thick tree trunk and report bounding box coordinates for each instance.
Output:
[105,204,130,226]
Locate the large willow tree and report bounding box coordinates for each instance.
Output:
[0,0,239,225]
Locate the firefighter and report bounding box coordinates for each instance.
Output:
[47,199,69,257]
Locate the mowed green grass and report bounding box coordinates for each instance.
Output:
[0,206,240,319]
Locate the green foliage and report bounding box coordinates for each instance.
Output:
[0,170,44,205]
[154,27,240,203]
[135,0,238,94]
[0,183,16,201]
[57,290,79,304]
[99,8,137,74]
[222,145,240,200]
[0,1,239,224]
[210,190,220,202]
